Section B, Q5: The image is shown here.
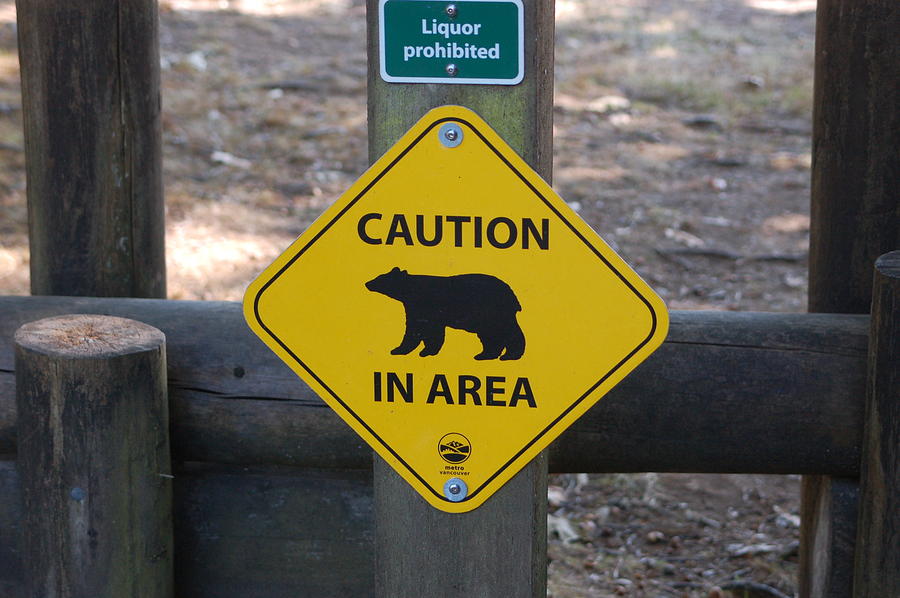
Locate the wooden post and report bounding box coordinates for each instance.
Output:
[807,0,900,313]
[366,1,554,174]
[853,251,900,597]
[367,1,554,595]
[802,1,899,595]
[15,315,172,598]
[16,0,166,297]
[374,454,548,597]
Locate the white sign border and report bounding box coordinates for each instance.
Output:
[379,0,525,85]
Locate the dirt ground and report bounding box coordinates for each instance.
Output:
[0,1,818,596]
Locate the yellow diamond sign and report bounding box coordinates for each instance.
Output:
[244,106,668,512]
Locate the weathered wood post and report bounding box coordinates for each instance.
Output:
[15,315,172,598]
[853,251,900,597]
[367,1,554,595]
[801,1,899,596]
[16,0,166,297]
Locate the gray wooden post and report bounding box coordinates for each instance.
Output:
[853,251,900,597]
[367,1,554,595]
[15,315,172,598]
[801,1,899,595]
[16,0,166,297]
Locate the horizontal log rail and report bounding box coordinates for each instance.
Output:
[0,459,376,598]
[0,296,868,475]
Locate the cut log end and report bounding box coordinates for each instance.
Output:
[14,314,165,358]
[874,250,900,279]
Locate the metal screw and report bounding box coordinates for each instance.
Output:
[445,63,458,77]
[438,122,463,148]
[446,4,457,18]
[443,477,468,501]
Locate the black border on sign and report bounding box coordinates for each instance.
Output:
[252,116,660,504]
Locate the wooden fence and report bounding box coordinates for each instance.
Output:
[1,1,897,597]
[0,297,883,596]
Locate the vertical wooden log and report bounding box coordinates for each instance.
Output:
[802,1,899,595]
[367,0,555,176]
[853,251,900,597]
[367,1,554,596]
[16,0,166,297]
[807,0,900,313]
[374,454,548,597]
[798,476,859,598]
[15,315,172,598]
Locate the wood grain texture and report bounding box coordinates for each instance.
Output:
[853,252,900,597]
[0,461,22,598]
[0,461,375,598]
[366,0,555,176]
[374,453,547,598]
[798,476,859,598]
[16,0,165,297]
[802,3,898,593]
[807,0,900,314]
[0,297,869,475]
[367,2,554,595]
[173,464,374,598]
[15,315,172,598]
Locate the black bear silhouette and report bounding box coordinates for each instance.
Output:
[365,267,526,361]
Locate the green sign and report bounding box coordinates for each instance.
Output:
[379,0,523,85]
